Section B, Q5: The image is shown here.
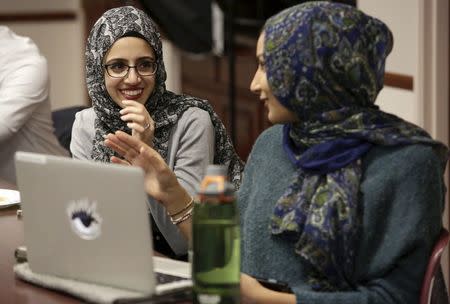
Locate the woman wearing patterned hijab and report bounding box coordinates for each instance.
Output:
[71,6,243,259]
[105,2,448,303]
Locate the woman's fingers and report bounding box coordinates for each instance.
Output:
[106,131,163,168]
[122,114,154,132]
[105,132,139,161]
[106,131,184,207]
[110,156,130,166]
[104,136,129,156]
[115,130,145,151]
[109,131,165,171]
[127,122,146,133]
[121,113,145,124]
[119,101,147,122]
[139,145,166,172]
[119,101,154,143]
[120,99,142,111]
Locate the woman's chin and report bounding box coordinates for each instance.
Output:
[117,95,147,106]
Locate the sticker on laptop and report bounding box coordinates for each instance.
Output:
[66,198,103,240]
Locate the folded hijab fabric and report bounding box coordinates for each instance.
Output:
[264,1,448,290]
[85,6,244,187]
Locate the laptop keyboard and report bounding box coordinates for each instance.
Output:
[156,272,185,284]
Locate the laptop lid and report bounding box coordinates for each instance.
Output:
[14,151,191,295]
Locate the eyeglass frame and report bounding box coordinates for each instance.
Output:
[103,61,158,78]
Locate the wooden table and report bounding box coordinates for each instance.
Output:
[0,180,89,303]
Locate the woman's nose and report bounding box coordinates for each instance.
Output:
[124,67,141,83]
[250,72,260,93]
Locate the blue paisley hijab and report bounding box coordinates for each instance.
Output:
[266,2,448,291]
[86,6,244,187]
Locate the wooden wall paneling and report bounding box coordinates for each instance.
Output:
[0,12,76,22]
[384,72,413,91]
[181,52,266,161]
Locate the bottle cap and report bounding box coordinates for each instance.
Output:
[198,165,234,197]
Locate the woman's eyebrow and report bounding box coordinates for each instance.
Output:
[104,56,155,64]
[103,58,125,65]
[137,56,156,61]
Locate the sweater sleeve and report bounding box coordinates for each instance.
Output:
[171,107,215,195]
[294,145,446,304]
[147,107,215,255]
[0,56,49,142]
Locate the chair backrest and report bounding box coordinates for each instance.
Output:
[420,228,450,304]
[51,105,87,154]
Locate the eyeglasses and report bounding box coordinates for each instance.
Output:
[104,60,157,78]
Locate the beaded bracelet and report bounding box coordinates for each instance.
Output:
[168,196,194,218]
[170,206,194,225]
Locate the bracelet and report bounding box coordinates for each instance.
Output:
[170,207,194,225]
[168,196,194,217]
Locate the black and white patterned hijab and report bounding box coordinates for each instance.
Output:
[86,6,244,187]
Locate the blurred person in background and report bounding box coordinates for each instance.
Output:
[0,26,68,184]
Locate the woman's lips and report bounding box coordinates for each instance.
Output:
[120,89,143,100]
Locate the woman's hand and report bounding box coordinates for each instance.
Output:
[241,273,264,304]
[240,273,296,304]
[119,100,155,146]
[104,131,189,212]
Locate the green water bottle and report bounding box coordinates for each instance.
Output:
[192,165,240,304]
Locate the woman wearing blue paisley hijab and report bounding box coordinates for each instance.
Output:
[71,6,244,260]
[105,2,448,303]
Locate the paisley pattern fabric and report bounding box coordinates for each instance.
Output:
[265,2,448,290]
[85,6,244,187]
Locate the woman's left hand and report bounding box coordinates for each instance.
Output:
[240,273,296,304]
[241,273,264,304]
[120,99,155,145]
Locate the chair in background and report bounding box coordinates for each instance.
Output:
[420,228,450,304]
[51,105,87,155]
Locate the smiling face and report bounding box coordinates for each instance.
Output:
[104,36,156,108]
[250,32,298,124]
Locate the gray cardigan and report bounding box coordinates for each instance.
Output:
[71,107,215,255]
[238,125,445,304]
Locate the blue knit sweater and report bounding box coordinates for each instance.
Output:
[238,125,446,304]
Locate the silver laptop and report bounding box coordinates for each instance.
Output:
[14,151,192,295]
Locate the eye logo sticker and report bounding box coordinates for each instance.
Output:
[66,198,103,240]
